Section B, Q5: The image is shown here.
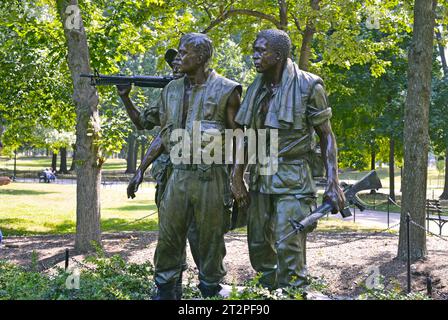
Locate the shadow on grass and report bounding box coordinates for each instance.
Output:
[0,218,75,236]
[0,189,57,196]
[0,217,158,236]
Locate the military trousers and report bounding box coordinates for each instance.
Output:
[154,165,231,291]
[247,191,316,289]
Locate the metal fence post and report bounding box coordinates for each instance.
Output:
[426,276,432,297]
[65,248,69,271]
[387,197,390,229]
[406,212,411,293]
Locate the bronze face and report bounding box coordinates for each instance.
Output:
[174,41,203,74]
[252,37,279,73]
[171,57,184,79]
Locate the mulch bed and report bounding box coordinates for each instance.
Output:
[1,231,447,299]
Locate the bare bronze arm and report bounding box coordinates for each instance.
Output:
[226,88,249,209]
[127,134,164,199]
[314,120,345,212]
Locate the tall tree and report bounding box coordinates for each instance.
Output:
[59,147,68,174]
[125,131,137,174]
[435,27,448,199]
[56,0,102,252]
[398,0,437,260]
[51,152,57,172]
[389,136,396,201]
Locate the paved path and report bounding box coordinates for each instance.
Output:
[337,209,448,237]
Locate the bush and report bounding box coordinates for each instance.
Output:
[0,261,51,300]
[358,277,431,300]
[0,253,156,300]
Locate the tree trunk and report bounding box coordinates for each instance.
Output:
[298,0,320,71]
[57,0,101,253]
[126,132,137,174]
[51,152,57,172]
[440,148,448,199]
[370,146,376,194]
[278,0,288,30]
[398,0,436,261]
[140,140,146,164]
[59,147,68,174]
[435,28,448,76]
[69,143,76,172]
[389,137,395,201]
[0,123,3,145]
[436,28,448,200]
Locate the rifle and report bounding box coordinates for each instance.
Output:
[276,170,383,246]
[80,48,179,88]
[80,71,174,88]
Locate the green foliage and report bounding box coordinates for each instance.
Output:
[224,274,329,300]
[0,257,433,301]
[0,260,52,300]
[0,254,156,300]
[211,36,256,89]
[1,0,445,173]
[430,75,448,155]
[357,276,431,300]
[0,0,74,150]
[359,284,430,300]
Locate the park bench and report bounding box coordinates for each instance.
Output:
[38,172,48,183]
[101,180,114,187]
[425,199,448,236]
[38,171,56,183]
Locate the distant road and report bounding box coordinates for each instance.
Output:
[338,209,448,237]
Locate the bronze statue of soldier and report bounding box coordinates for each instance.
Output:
[117,49,197,300]
[120,32,247,299]
[235,29,345,290]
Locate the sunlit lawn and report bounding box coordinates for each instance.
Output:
[0,156,129,173]
[339,167,445,199]
[0,181,390,237]
[0,162,445,236]
[2,156,444,192]
[0,182,158,236]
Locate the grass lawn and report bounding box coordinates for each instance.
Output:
[0,181,390,237]
[0,182,158,236]
[2,156,445,197]
[0,156,129,173]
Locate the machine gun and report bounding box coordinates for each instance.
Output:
[276,170,383,246]
[80,72,174,88]
[80,48,179,88]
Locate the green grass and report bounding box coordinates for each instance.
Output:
[0,182,391,237]
[0,182,158,236]
[0,156,130,173]
[1,156,445,196]
[338,167,446,199]
[0,163,444,236]
[315,217,393,233]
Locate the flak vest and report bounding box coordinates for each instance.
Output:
[235,58,332,195]
[159,70,242,166]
